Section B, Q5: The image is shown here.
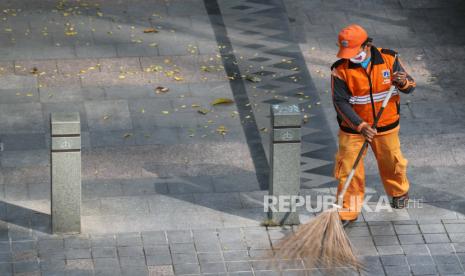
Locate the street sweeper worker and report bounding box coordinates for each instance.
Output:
[331,24,416,227]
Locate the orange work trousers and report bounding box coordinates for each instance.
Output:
[334,126,409,220]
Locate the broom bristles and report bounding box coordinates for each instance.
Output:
[273,209,363,271]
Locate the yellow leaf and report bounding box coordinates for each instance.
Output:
[245,75,261,82]
[141,108,145,114]
[143,28,158,33]
[15,92,21,96]
[97,11,103,17]
[4,28,12,32]
[149,43,158,47]
[191,104,200,108]
[173,76,184,81]
[216,125,228,135]
[30,67,38,75]
[211,98,234,106]
[260,127,268,132]
[26,93,33,97]
[161,110,169,115]
[118,75,126,79]
[103,115,110,120]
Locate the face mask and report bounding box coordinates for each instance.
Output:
[350,50,367,64]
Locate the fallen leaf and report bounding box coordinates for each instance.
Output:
[303,114,309,123]
[103,115,110,120]
[216,125,228,135]
[200,66,211,72]
[26,93,33,97]
[144,27,158,33]
[211,98,234,106]
[149,43,158,47]
[191,104,200,108]
[197,108,210,115]
[173,76,184,81]
[245,74,261,83]
[141,108,145,114]
[260,127,268,132]
[97,11,103,17]
[155,86,169,93]
[30,67,38,75]
[161,110,169,115]
[123,133,132,138]
[118,74,126,79]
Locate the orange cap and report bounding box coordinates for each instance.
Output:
[336,24,368,59]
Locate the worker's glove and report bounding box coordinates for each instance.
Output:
[357,122,377,142]
[392,71,407,87]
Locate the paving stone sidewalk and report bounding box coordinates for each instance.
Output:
[0,0,465,275]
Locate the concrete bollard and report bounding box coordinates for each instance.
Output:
[50,112,81,234]
[269,104,301,225]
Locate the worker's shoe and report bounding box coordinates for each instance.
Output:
[341,218,357,228]
[391,193,409,209]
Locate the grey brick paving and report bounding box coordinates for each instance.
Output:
[398,234,425,245]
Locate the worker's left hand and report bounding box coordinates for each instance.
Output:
[392,71,407,86]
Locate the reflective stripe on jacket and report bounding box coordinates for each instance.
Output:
[331,47,416,134]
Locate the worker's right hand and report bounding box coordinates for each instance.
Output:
[359,122,377,142]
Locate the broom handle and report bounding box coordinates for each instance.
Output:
[336,86,397,206]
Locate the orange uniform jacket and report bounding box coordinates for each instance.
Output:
[331,47,416,134]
